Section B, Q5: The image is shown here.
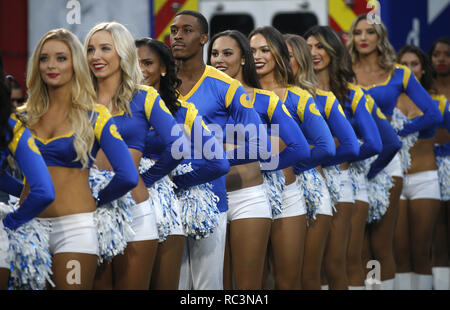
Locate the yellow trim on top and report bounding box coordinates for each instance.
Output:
[33,130,75,145]
[8,118,26,156]
[27,137,41,155]
[365,95,375,114]
[431,94,448,116]
[93,104,112,142]
[266,92,279,122]
[376,108,387,120]
[316,89,337,120]
[225,80,241,109]
[349,84,364,114]
[178,66,209,101]
[142,87,160,122]
[297,96,309,123]
[183,102,198,136]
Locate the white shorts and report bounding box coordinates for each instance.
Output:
[383,153,403,178]
[227,184,271,222]
[0,221,9,269]
[273,180,307,220]
[400,170,441,201]
[178,212,227,290]
[353,171,369,204]
[338,169,355,204]
[37,212,99,256]
[127,199,159,242]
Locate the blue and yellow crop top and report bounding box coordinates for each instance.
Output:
[176,65,267,212]
[25,104,138,206]
[364,95,402,179]
[143,100,230,189]
[361,64,442,136]
[250,88,310,171]
[113,85,182,188]
[315,89,359,167]
[282,86,335,174]
[432,94,450,157]
[0,115,55,230]
[344,83,382,162]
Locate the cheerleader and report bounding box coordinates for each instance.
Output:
[296,28,383,290]
[85,22,182,289]
[395,45,449,290]
[22,28,137,289]
[347,14,442,290]
[208,30,310,289]
[170,11,269,290]
[249,26,335,289]
[282,34,336,290]
[303,26,362,290]
[135,37,230,289]
[429,37,450,290]
[0,61,55,290]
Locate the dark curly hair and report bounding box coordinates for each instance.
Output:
[304,25,355,107]
[397,45,436,93]
[135,37,181,115]
[0,56,13,151]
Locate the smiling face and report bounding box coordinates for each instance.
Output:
[169,14,207,60]
[39,39,73,89]
[431,42,450,76]
[249,33,276,79]
[86,30,121,81]
[352,19,378,55]
[306,35,330,72]
[137,45,165,90]
[210,35,244,79]
[399,51,423,81]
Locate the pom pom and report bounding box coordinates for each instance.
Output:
[140,158,180,242]
[366,169,394,224]
[297,168,325,221]
[172,163,220,239]
[262,170,285,216]
[436,155,450,201]
[390,108,418,174]
[323,165,342,209]
[89,168,136,264]
[0,203,54,290]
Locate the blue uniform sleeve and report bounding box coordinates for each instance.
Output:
[0,170,23,198]
[170,103,230,189]
[224,82,271,166]
[366,97,402,179]
[289,96,335,171]
[349,93,382,162]
[93,106,138,206]
[140,96,183,187]
[397,67,443,136]
[261,97,310,171]
[2,119,55,230]
[321,98,359,167]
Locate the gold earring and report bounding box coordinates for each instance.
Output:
[161,72,166,77]
[241,62,245,66]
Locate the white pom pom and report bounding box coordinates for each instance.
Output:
[436,155,450,201]
[262,170,285,216]
[297,168,325,221]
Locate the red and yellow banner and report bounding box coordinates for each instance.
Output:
[328,0,372,33]
[153,0,198,44]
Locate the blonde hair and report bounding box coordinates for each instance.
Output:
[347,14,396,73]
[26,28,95,168]
[284,34,318,97]
[84,22,142,115]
